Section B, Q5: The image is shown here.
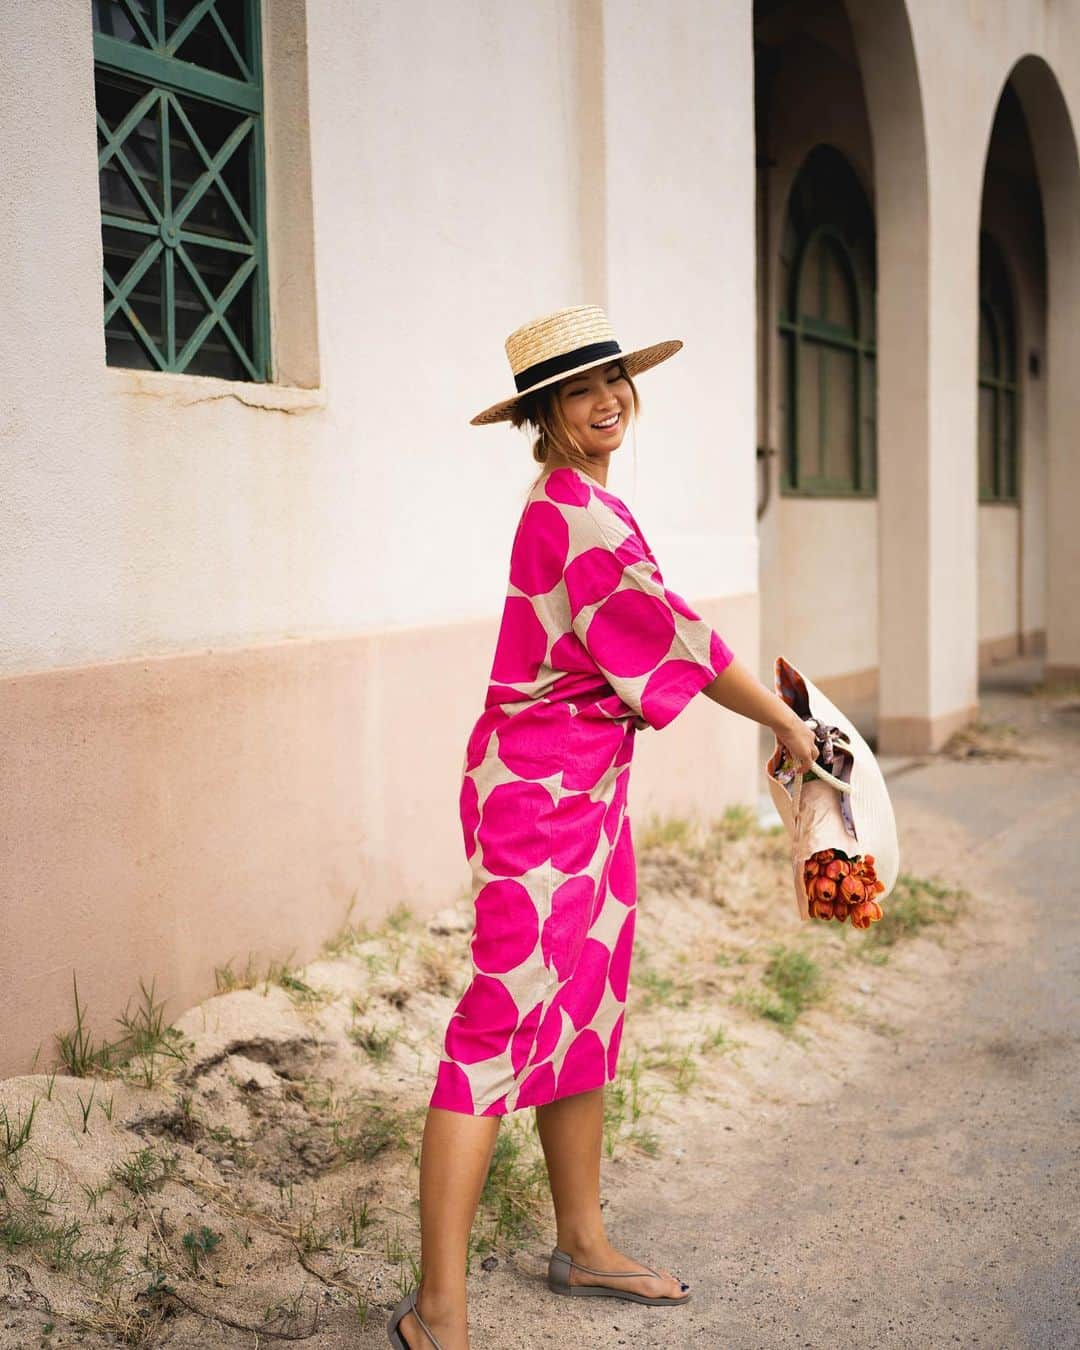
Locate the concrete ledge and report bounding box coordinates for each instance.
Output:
[815,666,879,706]
[1044,664,1080,685]
[878,702,979,755]
[104,368,326,414]
[978,633,1021,667]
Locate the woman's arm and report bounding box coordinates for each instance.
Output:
[701,655,818,772]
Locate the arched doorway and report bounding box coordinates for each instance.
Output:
[1002,57,1080,681]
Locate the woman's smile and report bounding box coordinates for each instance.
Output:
[556,361,633,456]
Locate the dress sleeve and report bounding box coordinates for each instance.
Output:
[566,497,735,731]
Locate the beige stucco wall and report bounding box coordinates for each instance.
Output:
[756,10,878,696]
[771,500,878,682]
[0,1,758,1074]
[978,505,1021,643]
[4,0,1079,1071]
[901,0,1080,693]
[0,595,757,1078]
[757,0,1079,743]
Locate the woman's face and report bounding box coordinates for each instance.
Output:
[555,362,632,458]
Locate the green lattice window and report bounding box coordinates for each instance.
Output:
[92,0,270,380]
[778,146,877,497]
[978,233,1019,503]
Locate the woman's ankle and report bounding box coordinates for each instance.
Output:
[554,1224,610,1259]
[416,1279,467,1318]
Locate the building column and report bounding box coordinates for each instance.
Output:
[1011,57,1080,682]
[849,0,979,754]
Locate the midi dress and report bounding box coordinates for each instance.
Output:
[428,464,735,1116]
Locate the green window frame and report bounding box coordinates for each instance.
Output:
[92,0,270,381]
[978,234,1019,504]
[778,146,877,498]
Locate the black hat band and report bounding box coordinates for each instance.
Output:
[513,340,622,394]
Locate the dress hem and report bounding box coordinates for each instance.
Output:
[428,1065,619,1117]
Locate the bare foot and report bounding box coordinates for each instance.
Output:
[563,1241,690,1300]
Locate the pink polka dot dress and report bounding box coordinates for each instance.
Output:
[429,466,734,1116]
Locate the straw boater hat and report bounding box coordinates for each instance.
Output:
[470,304,683,426]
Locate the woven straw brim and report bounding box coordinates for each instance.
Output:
[470,339,683,426]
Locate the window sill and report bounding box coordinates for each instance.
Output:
[779,487,877,501]
[104,367,326,414]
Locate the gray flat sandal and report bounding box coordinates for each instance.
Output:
[547,1246,692,1305]
[386,1286,444,1349]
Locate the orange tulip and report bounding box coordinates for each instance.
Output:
[803,848,889,925]
[809,876,836,904]
[850,899,883,929]
[840,873,865,903]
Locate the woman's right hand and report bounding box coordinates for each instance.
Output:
[774,708,818,775]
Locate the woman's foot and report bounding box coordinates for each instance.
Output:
[560,1239,690,1300]
[397,1285,469,1350]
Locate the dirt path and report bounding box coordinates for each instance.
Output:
[457,673,1080,1350]
[2,666,1076,1349]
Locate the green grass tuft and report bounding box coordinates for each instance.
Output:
[708,803,758,847]
[180,1224,222,1274]
[862,872,966,952]
[348,1023,397,1061]
[111,1146,177,1196]
[55,974,187,1086]
[0,1100,38,1164]
[477,1120,548,1248]
[744,943,827,1028]
[636,814,695,851]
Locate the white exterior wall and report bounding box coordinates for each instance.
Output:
[600,0,756,601]
[1,0,752,681]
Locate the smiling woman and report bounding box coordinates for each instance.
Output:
[512,361,641,485]
[387,305,818,1350]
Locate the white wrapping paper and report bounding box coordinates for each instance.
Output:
[765,657,900,922]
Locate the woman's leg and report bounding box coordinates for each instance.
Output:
[398,1106,500,1350]
[534,1087,688,1299]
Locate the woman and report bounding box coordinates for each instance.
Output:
[388,305,817,1350]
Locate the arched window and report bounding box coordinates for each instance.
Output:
[978,233,1019,502]
[778,146,877,496]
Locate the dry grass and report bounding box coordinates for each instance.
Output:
[940,719,1033,761]
[0,808,963,1345]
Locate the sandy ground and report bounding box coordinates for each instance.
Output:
[1,659,1076,1348]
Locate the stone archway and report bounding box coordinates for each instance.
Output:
[842,0,957,754]
[1004,56,1080,680]
[975,83,1047,672]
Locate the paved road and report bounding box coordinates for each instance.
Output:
[599,672,1080,1349]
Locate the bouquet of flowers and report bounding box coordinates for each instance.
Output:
[766,657,900,927]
